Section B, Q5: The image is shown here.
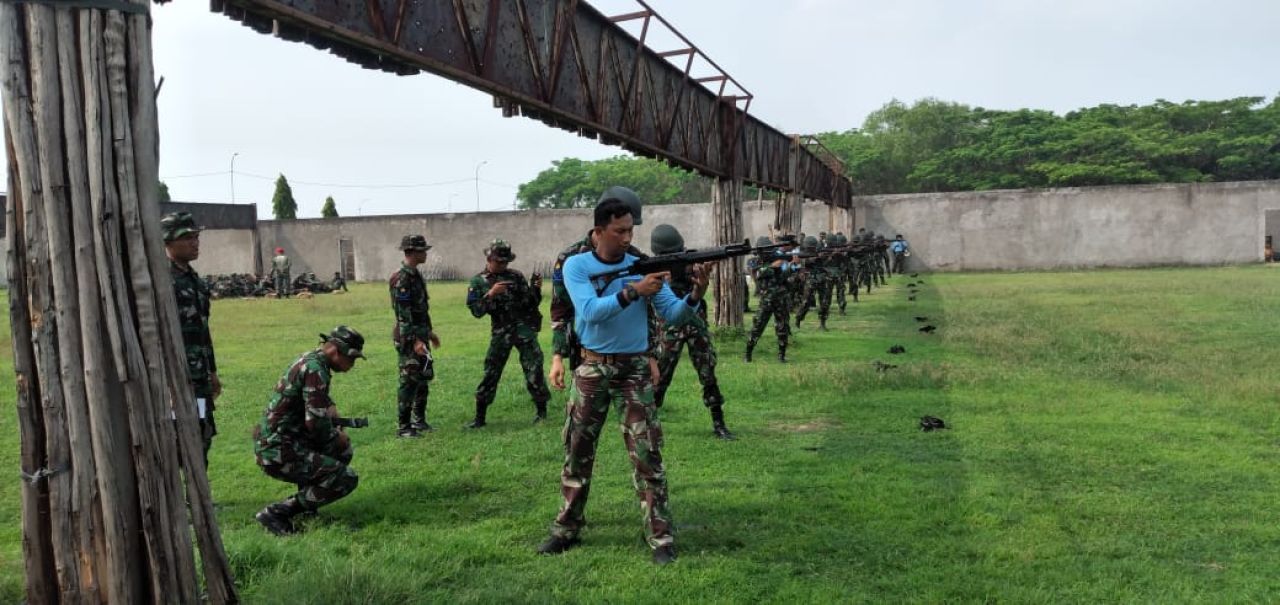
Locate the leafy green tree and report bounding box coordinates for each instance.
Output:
[321,196,338,218]
[271,174,297,219]
[517,155,712,209]
[158,181,172,203]
[819,96,1280,194]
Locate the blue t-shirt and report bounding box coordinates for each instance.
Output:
[563,251,695,354]
[891,240,908,253]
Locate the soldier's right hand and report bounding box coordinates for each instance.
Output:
[634,272,670,297]
[549,354,566,390]
[487,281,512,298]
[413,339,429,356]
[336,431,351,450]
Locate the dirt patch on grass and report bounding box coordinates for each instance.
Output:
[767,417,840,433]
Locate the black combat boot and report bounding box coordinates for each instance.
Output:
[652,544,678,565]
[777,344,788,363]
[537,535,581,555]
[533,401,548,424]
[410,402,433,433]
[709,406,736,440]
[465,403,488,429]
[255,496,305,536]
[743,342,754,363]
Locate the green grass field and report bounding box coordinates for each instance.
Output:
[2,266,1279,603]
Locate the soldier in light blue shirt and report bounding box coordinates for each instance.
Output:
[538,196,707,566]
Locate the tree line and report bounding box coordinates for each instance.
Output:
[513,96,1280,207]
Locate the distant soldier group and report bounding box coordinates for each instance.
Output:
[159,189,911,565]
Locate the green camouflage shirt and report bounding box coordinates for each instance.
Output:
[254,349,339,453]
[171,260,217,398]
[389,262,432,347]
[466,268,542,336]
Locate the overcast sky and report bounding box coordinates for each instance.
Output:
[3,0,1277,217]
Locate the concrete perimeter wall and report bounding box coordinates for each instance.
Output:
[258,200,843,282]
[856,180,1280,272]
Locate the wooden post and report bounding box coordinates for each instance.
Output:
[1,2,238,602]
[711,176,744,327]
[775,135,802,235]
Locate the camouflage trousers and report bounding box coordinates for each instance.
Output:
[654,325,723,409]
[258,438,358,511]
[833,273,847,313]
[274,273,291,297]
[476,331,550,411]
[551,356,673,549]
[746,294,790,352]
[397,346,433,427]
[796,279,833,325]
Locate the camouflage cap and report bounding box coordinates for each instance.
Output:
[485,238,516,261]
[319,325,366,359]
[400,234,431,251]
[161,212,202,242]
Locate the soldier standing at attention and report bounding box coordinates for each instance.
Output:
[465,239,551,427]
[390,235,440,438]
[254,326,365,536]
[744,236,797,363]
[271,247,292,298]
[649,225,734,440]
[891,234,910,275]
[162,212,222,466]
[548,186,653,387]
[538,198,706,565]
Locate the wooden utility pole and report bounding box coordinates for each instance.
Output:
[1,1,237,602]
[776,135,803,235]
[711,176,745,327]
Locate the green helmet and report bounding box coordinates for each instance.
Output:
[649,224,685,255]
[801,235,819,252]
[319,325,366,359]
[755,235,773,248]
[598,186,642,225]
[834,234,848,245]
[161,212,202,242]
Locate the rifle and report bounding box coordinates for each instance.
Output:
[334,417,369,429]
[588,240,786,286]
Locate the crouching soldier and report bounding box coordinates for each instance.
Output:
[254,326,366,536]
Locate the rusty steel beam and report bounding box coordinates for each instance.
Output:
[208,0,852,207]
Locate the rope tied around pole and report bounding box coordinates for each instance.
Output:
[19,465,68,485]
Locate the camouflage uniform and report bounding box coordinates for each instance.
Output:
[647,225,732,439]
[163,212,219,465]
[390,235,435,433]
[466,239,550,425]
[829,235,849,314]
[271,251,291,297]
[253,327,365,535]
[795,238,834,330]
[332,272,349,292]
[745,238,794,362]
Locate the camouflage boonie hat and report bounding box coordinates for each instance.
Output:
[161,212,202,242]
[485,238,516,261]
[320,325,366,359]
[400,234,431,251]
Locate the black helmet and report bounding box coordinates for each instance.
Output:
[649,224,685,255]
[597,186,642,225]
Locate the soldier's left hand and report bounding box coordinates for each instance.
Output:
[531,273,542,289]
[211,373,222,400]
[648,357,660,385]
[428,333,442,349]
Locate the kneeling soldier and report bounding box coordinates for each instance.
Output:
[254,326,365,535]
[465,239,550,427]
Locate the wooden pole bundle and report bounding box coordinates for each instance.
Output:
[711,176,745,327]
[1,1,238,602]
